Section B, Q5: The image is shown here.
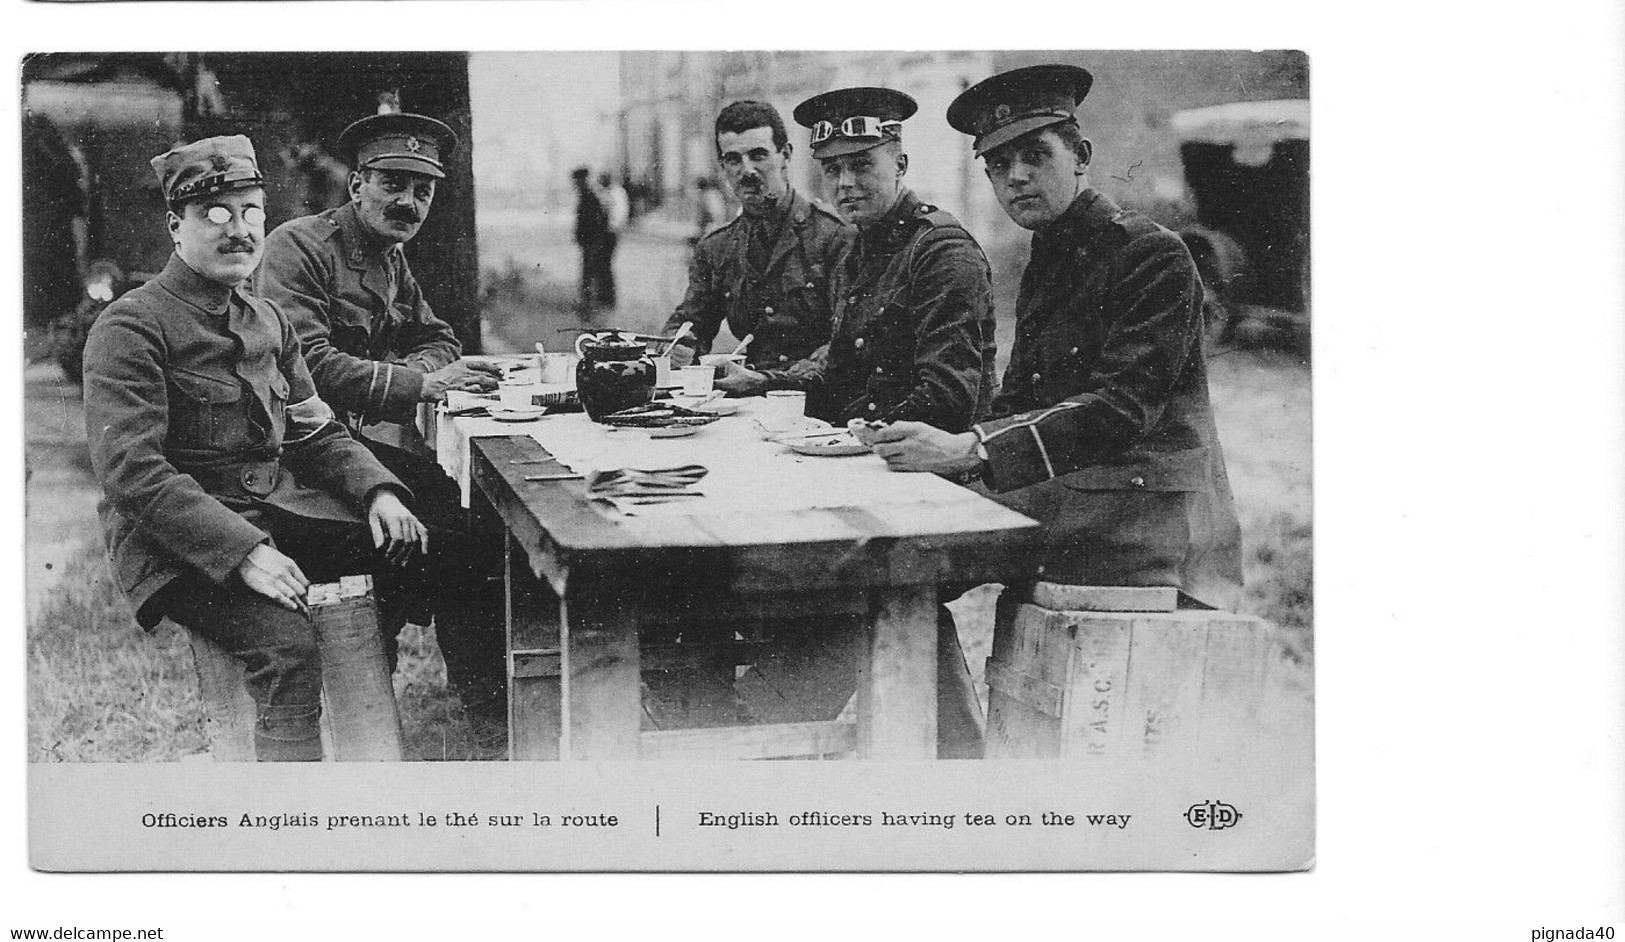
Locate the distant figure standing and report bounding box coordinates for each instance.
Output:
[597,171,629,309]
[693,176,728,244]
[572,166,609,313]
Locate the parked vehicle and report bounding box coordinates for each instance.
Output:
[1171,99,1309,342]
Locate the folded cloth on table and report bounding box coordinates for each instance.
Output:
[586,464,707,499]
[601,403,720,428]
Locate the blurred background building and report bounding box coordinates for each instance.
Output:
[24,50,1308,371]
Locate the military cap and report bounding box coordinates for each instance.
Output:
[793,87,918,159]
[947,64,1093,156]
[337,112,457,180]
[150,134,265,209]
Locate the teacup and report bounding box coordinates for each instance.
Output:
[765,390,807,424]
[498,379,537,409]
[679,365,715,396]
[538,352,577,385]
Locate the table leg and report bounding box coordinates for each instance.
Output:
[856,584,937,760]
[561,589,642,759]
[505,534,560,760]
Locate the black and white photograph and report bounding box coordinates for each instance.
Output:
[21,48,1315,871]
[6,13,1623,933]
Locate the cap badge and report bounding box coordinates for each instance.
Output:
[405,136,421,153]
[994,103,1012,123]
[210,154,232,171]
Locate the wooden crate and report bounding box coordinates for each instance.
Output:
[984,585,1274,762]
[309,576,404,761]
[186,576,403,762]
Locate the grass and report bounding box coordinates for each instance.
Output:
[25,542,490,763]
[26,229,1312,761]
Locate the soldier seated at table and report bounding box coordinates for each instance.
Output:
[714,86,998,758]
[82,135,428,761]
[662,100,853,382]
[256,112,510,754]
[870,66,1246,757]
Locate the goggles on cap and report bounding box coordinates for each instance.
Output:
[810,116,902,146]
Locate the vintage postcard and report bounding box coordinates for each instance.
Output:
[23,49,1313,871]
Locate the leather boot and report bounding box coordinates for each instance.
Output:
[255,702,323,762]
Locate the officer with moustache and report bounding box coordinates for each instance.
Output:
[715,87,996,758]
[718,87,996,433]
[257,113,509,752]
[83,135,427,761]
[871,65,1244,613]
[664,101,852,383]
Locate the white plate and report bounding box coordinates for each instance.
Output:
[646,425,700,438]
[782,432,870,457]
[760,417,832,441]
[688,399,740,416]
[488,406,546,422]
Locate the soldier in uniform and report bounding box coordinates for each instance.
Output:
[718,87,997,434]
[872,65,1244,615]
[664,100,852,382]
[256,113,510,751]
[82,135,428,761]
[715,87,997,758]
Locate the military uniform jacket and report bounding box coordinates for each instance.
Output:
[809,188,996,431]
[257,202,461,426]
[664,188,852,381]
[973,189,1243,608]
[84,254,405,625]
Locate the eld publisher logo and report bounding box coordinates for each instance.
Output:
[1185,800,1243,830]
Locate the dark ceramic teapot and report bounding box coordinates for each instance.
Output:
[574,331,655,421]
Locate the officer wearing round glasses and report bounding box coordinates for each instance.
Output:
[82,135,427,761]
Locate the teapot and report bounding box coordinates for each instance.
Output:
[574,330,655,421]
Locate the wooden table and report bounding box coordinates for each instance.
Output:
[458,403,1040,760]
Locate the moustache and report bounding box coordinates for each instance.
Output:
[218,239,257,254]
[384,209,422,223]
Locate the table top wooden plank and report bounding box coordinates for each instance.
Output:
[470,431,1041,591]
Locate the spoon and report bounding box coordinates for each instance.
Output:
[664,321,692,356]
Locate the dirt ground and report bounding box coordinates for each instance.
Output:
[23,217,1312,761]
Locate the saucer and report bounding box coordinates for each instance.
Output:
[489,406,546,422]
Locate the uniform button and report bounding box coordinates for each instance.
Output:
[853,337,865,349]
[875,366,884,375]
[778,355,789,363]
[1031,372,1042,383]
[847,295,857,305]
[1069,346,1079,355]
[764,305,774,315]
[1130,476,1146,488]
[805,281,816,289]
[867,403,877,412]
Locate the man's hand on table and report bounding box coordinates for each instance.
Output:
[713,359,767,394]
[367,489,429,565]
[667,343,697,369]
[868,421,984,476]
[421,359,504,402]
